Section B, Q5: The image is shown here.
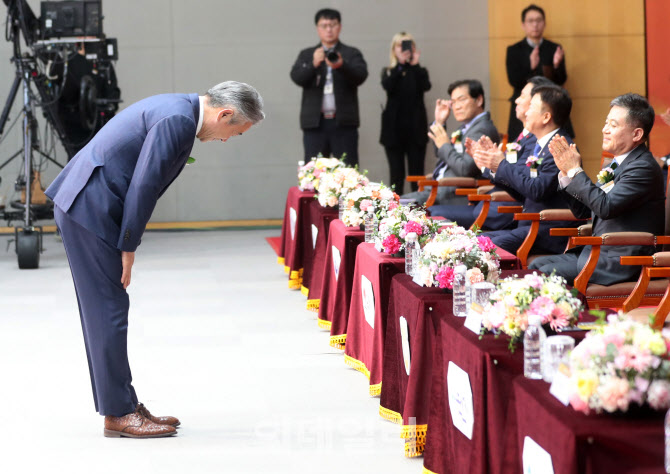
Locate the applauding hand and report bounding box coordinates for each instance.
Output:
[548,135,581,174]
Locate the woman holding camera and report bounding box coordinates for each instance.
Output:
[380,32,431,194]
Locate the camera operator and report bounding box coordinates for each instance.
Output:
[380,32,431,194]
[290,8,368,167]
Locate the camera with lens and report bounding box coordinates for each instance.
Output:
[326,49,339,63]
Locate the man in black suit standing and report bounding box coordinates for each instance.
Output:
[506,4,567,140]
[290,8,368,167]
[530,94,665,285]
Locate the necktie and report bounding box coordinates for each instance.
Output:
[516,132,524,143]
[532,143,541,157]
[432,161,447,180]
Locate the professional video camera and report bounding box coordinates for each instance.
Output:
[0,0,121,269]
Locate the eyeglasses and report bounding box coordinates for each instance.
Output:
[317,22,340,30]
[451,96,472,105]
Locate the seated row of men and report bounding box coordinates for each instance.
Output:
[400,77,666,288]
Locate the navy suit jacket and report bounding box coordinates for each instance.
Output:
[46,93,200,252]
[492,128,578,254]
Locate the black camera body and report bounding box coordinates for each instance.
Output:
[326,49,339,63]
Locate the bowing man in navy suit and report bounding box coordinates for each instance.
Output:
[530,94,665,285]
[46,81,264,438]
[475,85,579,256]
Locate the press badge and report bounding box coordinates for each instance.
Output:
[601,181,614,194]
[506,151,517,163]
[454,143,464,153]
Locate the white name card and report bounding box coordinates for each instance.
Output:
[447,362,474,440]
[331,246,342,281]
[399,316,411,376]
[464,303,483,334]
[361,275,375,329]
[549,371,571,407]
[311,224,318,249]
[289,207,297,240]
[522,436,554,474]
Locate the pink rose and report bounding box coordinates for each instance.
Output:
[388,200,399,210]
[647,380,670,410]
[597,377,631,413]
[382,234,402,254]
[569,393,590,414]
[404,220,424,235]
[483,301,506,329]
[435,265,455,289]
[467,267,484,284]
[477,236,496,252]
[313,168,322,177]
[523,273,544,289]
[360,199,373,211]
[327,195,338,207]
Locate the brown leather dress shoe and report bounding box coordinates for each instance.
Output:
[136,402,180,427]
[104,412,176,438]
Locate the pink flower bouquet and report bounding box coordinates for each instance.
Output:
[316,166,369,208]
[375,205,440,254]
[481,272,582,348]
[341,184,399,227]
[567,314,670,414]
[415,226,500,289]
[298,157,344,191]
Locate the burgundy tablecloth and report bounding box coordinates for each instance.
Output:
[301,200,338,298]
[495,246,520,270]
[316,219,365,332]
[279,187,315,289]
[511,376,665,474]
[342,243,405,396]
[380,274,450,457]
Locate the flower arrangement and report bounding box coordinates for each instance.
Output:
[375,205,440,255]
[480,272,583,349]
[341,184,400,227]
[316,166,370,208]
[525,154,543,170]
[597,161,618,185]
[450,130,462,145]
[567,314,670,414]
[415,226,500,289]
[506,142,521,153]
[298,157,345,191]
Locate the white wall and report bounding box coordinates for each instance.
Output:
[0,0,491,222]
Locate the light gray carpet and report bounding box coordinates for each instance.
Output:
[0,229,422,474]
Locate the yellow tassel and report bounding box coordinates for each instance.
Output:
[344,354,371,380]
[317,318,332,330]
[288,279,302,290]
[329,334,347,349]
[400,424,428,441]
[404,439,425,458]
[277,257,285,265]
[422,466,438,474]
[300,286,309,296]
[289,270,301,280]
[306,299,320,311]
[379,406,403,424]
[369,382,382,397]
[284,265,290,274]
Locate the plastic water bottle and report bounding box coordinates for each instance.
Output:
[405,233,418,276]
[524,314,546,379]
[665,408,670,473]
[364,212,375,242]
[412,242,421,279]
[465,278,472,316]
[453,264,467,317]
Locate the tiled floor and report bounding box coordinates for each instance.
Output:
[0,229,422,474]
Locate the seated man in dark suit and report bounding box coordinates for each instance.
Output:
[530,93,665,285]
[428,76,555,229]
[401,79,499,206]
[474,85,578,255]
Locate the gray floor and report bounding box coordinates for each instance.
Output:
[0,229,422,474]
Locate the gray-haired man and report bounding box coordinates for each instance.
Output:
[46,81,264,438]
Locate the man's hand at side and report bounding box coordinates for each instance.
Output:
[121,251,135,289]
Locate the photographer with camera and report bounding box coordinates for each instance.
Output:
[290,8,368,167]
[380,32,431,194]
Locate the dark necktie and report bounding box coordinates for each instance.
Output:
[532,143,542,157]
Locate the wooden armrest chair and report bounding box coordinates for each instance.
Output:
[467,190,519,230]
[620,250,670,329]
[408,177,491,207]
[508,209,589,268]
[567,233,670,310]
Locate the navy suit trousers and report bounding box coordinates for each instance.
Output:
[55,206,138,416]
